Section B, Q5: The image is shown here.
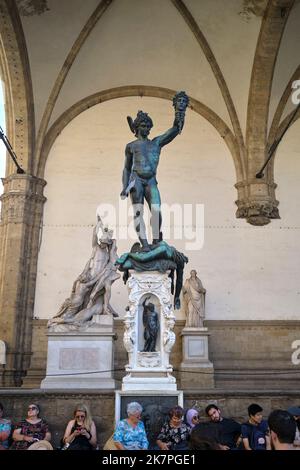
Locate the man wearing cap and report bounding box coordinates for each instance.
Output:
[287,406,300,443]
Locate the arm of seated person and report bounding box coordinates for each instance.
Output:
[265,434,271,450]
[156,439,169,450]
[113,440,125,450]
[0,424,11,443]
[12,428,34,443]
[80,421,97,447]
[242,437,252,450]
[63,420,80,444]
[89,421,97,447]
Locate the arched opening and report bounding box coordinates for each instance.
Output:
[33,95,236,322]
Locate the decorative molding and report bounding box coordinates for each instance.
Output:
[236,199,280,225]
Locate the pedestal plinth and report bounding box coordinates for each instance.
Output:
[41,315,116,389]
[122,271,177,391]
[179,327,215,389]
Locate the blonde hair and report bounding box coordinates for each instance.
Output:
[74,403,93,431]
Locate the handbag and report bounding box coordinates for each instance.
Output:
[103,433,118,450]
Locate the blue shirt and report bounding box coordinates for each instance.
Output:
[241,420,269,450]
[113,419,149,450]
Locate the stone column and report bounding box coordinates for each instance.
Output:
[0,174,46,386]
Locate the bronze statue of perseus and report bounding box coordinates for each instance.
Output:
[120,91,189,252]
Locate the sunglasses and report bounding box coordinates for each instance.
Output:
[28,406,37,411]
[192,415,200,420]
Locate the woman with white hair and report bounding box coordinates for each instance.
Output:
[113,402,149,450]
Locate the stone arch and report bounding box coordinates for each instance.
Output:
[37,85,242,182]
[0,0,34,173]
[269,106,300,180]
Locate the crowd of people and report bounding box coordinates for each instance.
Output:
[1,400,300,451]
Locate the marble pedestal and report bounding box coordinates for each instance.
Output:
[41,315,116,389]
[179,327,215,389]
[122,271,177,391]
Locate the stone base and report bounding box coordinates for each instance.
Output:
[180,327,215,389]
[121,271,177,392]
[41,316,116,389]
[121,372,177,391]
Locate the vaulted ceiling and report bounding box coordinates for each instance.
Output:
[1,0,299,224]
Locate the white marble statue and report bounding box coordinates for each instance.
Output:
[48,216,120,327]
[182,270,206,328]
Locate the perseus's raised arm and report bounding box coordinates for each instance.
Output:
[155,122,180,148]
[156,91,189,148]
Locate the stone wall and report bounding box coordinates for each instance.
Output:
[23,318,300,391]
[0,389,299,449]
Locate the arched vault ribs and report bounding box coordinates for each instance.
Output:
[37,85,242,189]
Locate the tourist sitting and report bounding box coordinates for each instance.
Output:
[10,403,51,450]
[287,406,300,444]
[113,402,148,450]
[268,409,296,450]
[156,406,191,450]
[0,402,12,450]
[205,404,241,450]
[241,403,270,450]
[189,422,222,450]
[62,403,97,450]
[185,408,200,429]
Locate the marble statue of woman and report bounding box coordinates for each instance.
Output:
[182,270,206,328]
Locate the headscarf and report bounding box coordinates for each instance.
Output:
[186,409,199,428]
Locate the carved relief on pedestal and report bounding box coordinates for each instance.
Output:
[137,352,161,368]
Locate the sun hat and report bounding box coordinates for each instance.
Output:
[27,440,53,450]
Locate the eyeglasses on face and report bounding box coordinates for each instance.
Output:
[192,415,200,420]
[28,406,37,411]
[75,413,85,419]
